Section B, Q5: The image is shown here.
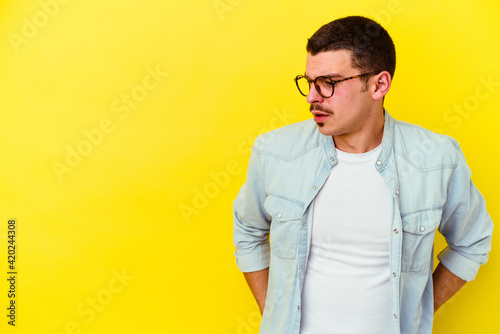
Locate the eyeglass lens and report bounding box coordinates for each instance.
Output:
[296,76,333,98]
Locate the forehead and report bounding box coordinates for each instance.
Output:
[305,50,354,78]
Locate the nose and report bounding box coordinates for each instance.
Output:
[306,83,324,104]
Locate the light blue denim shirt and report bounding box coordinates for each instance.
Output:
[233,110,493,334]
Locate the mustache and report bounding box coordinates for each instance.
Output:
[310,105,333,114]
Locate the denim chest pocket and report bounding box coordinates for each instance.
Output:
[401,209,441,272]
[264,195,304,260]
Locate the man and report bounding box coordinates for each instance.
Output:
[232,16,493,333]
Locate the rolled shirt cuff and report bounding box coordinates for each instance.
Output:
[235,244,271,273]
[437,246,481,282]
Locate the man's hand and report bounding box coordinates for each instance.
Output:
[432,262,467,313]
[244,267,270,315]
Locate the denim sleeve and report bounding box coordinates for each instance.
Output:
[233,136,271,272]
[437,143,494,281]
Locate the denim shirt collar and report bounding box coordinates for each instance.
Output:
[379,108,395,171]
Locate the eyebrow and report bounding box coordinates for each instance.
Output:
[304,72,344,79]
[322,72,343,79]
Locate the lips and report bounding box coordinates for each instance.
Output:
[311,110,331,123]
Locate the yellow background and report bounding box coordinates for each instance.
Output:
[0,0,498,333]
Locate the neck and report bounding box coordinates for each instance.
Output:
[333,108,385,153]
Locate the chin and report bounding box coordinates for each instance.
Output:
[315,124,339,137]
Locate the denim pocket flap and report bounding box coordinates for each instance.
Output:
[265,196,304,222]
[401,209,442,272]
[402,209,441,234]
[264,195,304,260]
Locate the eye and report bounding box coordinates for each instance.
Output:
[317,78,334,88]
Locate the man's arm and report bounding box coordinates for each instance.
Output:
[432,262,466,313]
[233,137,272,313]
[436,141,493,283]
[244,267,269,315]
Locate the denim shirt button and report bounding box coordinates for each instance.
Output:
[376,160,382,166]
[392,272,396,277]
[277,213,282,219]
[420,226,426,232]
[393,228,399,234]
[312,186,317,190]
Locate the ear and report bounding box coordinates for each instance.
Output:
[371,71,392,101]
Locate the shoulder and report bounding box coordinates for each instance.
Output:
[392,119,464,169]
[253,119,321,161]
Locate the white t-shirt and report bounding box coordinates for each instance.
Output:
[300,144,393,334]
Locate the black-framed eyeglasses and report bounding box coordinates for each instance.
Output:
[294,72,375,98]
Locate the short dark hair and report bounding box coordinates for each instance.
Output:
[306,16,396,82]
